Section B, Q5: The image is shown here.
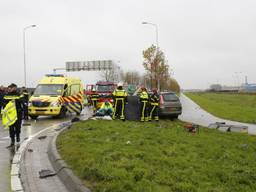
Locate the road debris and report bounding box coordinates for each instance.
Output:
[39,169,56,178]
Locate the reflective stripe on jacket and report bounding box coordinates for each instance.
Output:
[112,89,127,100]
[3,93,24,117]
[150,94,160,106]
[139,91,149,102]
[1,99,17,128]
[91,93,99,101]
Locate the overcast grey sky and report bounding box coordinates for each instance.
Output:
[0,0,255,89]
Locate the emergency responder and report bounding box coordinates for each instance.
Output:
[139,87,149,122]
[95,101,113,117]
[112,82,128,121]
[90,88,99,113]
[149,88,160,121]
[2,84,24,147]
[21,87,29,120]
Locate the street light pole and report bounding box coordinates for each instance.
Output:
[23,24,36,87]
[142,22,159,47]
[142,21,160,90]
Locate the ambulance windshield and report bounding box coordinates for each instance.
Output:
[34,84,64,96]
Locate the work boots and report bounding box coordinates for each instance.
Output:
[6,139,15,148]
[16,135,20,143]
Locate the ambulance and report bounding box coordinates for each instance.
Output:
[28,74,84,119]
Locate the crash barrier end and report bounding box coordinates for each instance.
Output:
[208,122,248,133]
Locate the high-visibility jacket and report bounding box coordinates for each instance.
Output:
[112,89,127,102]
[1,96,19,128]
[91,93,99,101]
[139,91,149,102]
[150,93,160,106]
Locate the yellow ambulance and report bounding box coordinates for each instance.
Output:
[28,74,84,119]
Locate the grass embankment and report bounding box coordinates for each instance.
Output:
[57,120,256,192]
[185,92,256,124]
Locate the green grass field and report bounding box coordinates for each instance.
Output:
[185,92,256,124]
[57,119,256,192]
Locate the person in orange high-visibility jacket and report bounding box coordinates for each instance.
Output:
[112,82,128,121]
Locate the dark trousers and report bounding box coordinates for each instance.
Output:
[113,99,125,120]
[9,116,22,143]
[23,105,28,120]
[149,105,159,121]
[140,101,148,121]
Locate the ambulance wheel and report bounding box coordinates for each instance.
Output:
[30,115,38,120]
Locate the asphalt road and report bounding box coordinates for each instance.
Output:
[0,113,82,192]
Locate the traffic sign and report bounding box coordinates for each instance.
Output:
[66,60,115,71]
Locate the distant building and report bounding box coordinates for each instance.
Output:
[209,84,240,92]
[240,84,256,92]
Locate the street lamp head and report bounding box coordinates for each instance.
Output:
[142,22,148,24]
[31,25,36,27]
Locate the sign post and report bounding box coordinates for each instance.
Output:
[65,60,116,72]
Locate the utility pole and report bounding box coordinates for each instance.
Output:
[23,24,36,87]
[142,21,159,90]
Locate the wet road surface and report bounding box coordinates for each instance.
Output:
[0,113,84,192]
[179,93,256,135]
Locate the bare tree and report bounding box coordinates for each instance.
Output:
[121,71,141,85]
[100,67,121,82]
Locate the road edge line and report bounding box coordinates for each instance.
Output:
[10,122,66,192]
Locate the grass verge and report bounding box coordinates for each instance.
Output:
[57,119,256,192]
[185,92,256,124]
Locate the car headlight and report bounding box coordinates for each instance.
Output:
[50,101,59,107]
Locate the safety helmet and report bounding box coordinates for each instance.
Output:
[117,82,123,87]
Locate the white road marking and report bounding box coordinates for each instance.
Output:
[10,108,91,192]
[10,120,70,192]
